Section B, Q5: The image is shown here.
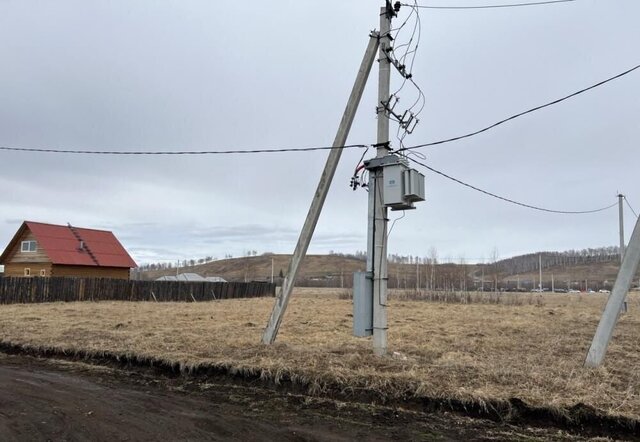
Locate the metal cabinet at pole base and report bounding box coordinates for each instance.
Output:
[353,271,373,337]
[367,155,425,211]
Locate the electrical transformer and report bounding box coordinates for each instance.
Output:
[382,158,425,210]
[403,168,425,203]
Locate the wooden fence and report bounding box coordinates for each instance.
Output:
[0,277,276,304]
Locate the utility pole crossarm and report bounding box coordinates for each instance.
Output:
[261,32,381,345]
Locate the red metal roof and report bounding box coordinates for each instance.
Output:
[1,221,137,268]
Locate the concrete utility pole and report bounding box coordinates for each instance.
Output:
[261,32,380,345]
[539,254,543,291]
[366,3,394,356]
[619,194,625,262]
[585,212,640,367]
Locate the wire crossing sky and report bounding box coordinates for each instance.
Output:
[406,0,576,10]
[1,62,637,156]
[401,63,640,151]
[407,156,619,214]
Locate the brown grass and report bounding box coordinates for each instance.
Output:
[340,289,547,306]
[0,290,639,420]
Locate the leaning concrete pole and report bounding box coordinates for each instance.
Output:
[584,213,640,367]
[262,33,380,345]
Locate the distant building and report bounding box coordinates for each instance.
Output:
[205,276,226,282]
[155,275,178,281]
[0,221,137,280]
[155,273,226,282]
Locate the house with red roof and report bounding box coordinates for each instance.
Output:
[0,221,137,279]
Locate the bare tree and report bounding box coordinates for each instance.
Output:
[429,246,438,290]
[458,255,468,291]
[490,247,500,292]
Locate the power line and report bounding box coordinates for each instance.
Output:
[405,0,576,10]
[390,2,427,153]
[399,63,640,152]
[2,60,638,157]
[406,156,618,214]
[624,196,639,218]
[0,144,369,156]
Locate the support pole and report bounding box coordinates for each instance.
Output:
[584,213,640,367]
[262,33,380,345]
[619,194,625,262]
[368,4,393,356]
[539,254,543,291]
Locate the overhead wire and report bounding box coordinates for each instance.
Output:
[405,0,576,10]
[398,1,421,68]
[2,55,638,158]
[406,155,619,214]
[390,1,418,48]
[399,63,640,152]
[1,60,637,160]
[4,56,634,157]
[351,146,371,190]
[388,210,407,237]
[624,196,639,219]
[390,1,421,100]
[0,144,369,156]
[390,1,427,155]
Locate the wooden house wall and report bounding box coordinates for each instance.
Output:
[51,265,130,280]
[4,263,53,277]
[3,230,50,265]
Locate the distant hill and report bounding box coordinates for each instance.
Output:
[493,261,636,291]
[141,254,367,286]
[486,248,638,291]
[140,248,638,291]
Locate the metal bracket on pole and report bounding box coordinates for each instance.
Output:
[584,212,640,367]
[261,32,380,345]
[378,95,420,135]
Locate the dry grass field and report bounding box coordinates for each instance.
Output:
[0,289,639,422]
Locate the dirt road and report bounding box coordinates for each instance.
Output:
[0,355,597,441]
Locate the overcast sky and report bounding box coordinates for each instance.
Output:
[0,0,638,265]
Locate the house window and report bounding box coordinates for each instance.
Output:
[40,269,46,277]
[21,240,37,252]
[24,268,31,277]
